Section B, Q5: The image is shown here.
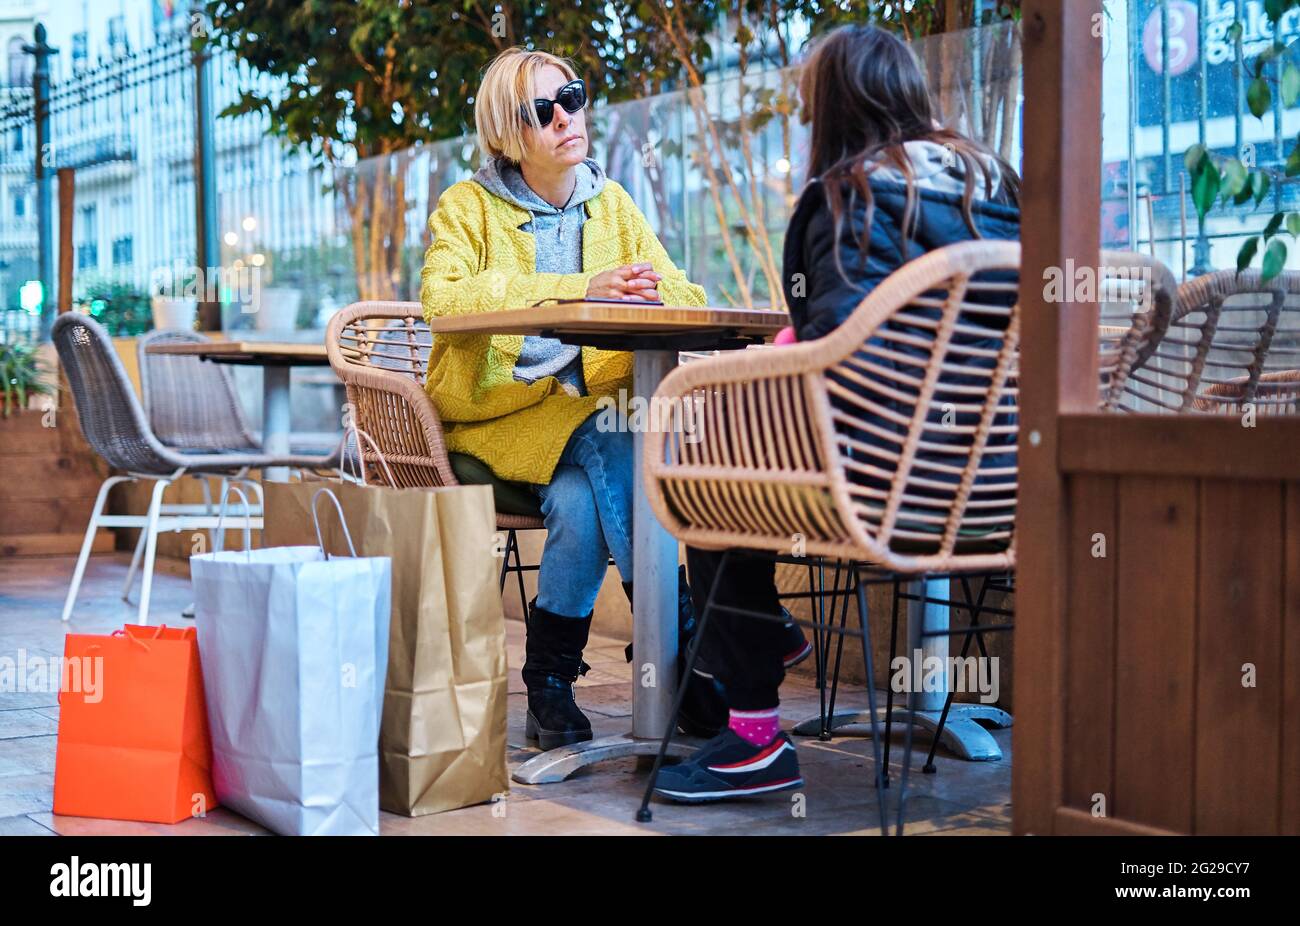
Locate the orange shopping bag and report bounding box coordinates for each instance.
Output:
[53,624,218,824]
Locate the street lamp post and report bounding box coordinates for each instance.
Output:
[24,24,56,341]
[192,2,220,331]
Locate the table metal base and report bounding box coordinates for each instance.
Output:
[511,732,701,785]
[262,365,292,484]
[791,704,1012,762]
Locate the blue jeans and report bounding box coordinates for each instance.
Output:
[533,413,634,617]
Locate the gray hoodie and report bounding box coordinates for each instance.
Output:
[872,139,1004,201]
[471,156,608,394]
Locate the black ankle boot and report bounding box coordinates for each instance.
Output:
[523,599,594,751]
[622,566,729,738]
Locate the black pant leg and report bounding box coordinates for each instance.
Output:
[685,547,787,710]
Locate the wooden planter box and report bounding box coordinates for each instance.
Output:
[1019,415,1300,836]
[0,403,112,557]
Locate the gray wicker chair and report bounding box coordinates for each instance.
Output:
[53,314,270,624]
[137,328,343,463]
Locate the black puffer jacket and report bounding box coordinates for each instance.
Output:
[783,175,1020,339]
[781,152,1022,526]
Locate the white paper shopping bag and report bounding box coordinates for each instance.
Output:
[190,487,392,836]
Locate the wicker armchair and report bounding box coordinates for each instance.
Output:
[634,241,1026,831]
[51,314,264,625]
[325,302,548,611]
[1118,269,1300,414]
[1097,251,1179,412]
[645,240,1021,574]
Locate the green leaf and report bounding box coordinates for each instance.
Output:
[1285,64,1300,107]
[1288,213,1300,237]
[1254,170,1272,206]
[1220,158,1249,198]
[1192,158,1221,221]
[1288,147,1300,176]
[1184,143,1209,175]
[1263,237,1289,281]
[1228,21,1244,43]
[1264,211,1286,239]
[1239,236,1261,274]
[1249,77,1273,118]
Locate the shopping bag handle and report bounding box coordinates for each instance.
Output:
[213,483,255,557]
[311,487,358,559]
[69,627,161,701]
[96,624,166,654]
[339,423,398,489]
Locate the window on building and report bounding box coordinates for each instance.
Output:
[111,236,132,266]
[107,17,128,57]
[14,195,24,218]
[76,204,97,267]
[7,36,29,88]
[71,32,87,71]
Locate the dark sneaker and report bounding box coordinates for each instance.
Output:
[653,730,803,803]
[782,619,812,670]
[676,673,727,739]
[691,608,809,678]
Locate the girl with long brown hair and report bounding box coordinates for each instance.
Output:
[655,23,1022,804]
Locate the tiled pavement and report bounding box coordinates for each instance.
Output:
[0,553,1011,836]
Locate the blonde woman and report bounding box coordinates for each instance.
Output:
[420,47,723,752]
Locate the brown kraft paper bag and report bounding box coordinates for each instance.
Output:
[264,479,508,815]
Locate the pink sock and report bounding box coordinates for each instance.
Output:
[729,708,780,746]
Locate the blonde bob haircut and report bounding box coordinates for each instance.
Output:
[475,47,580,165]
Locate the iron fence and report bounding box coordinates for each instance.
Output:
[0,27,337,339]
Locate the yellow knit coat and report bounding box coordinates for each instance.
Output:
[419,177,707,485]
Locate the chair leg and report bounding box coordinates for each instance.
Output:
[852,569,889,835]
[498,529,512,593]
[135,478,170,627]
[63,475,133,623]
[897,676,917,837]
[811,560,837,736]
[121,529,147,602]
[882,579,903,785]
[512,531,529,616]
[821,576,852,741]
[636,549,728,823]
[807,562,828,733]
[893,576,927,837]
[805,562,819,667]
[819,561,849,732]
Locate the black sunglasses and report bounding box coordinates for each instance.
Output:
[523,79,587,128]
